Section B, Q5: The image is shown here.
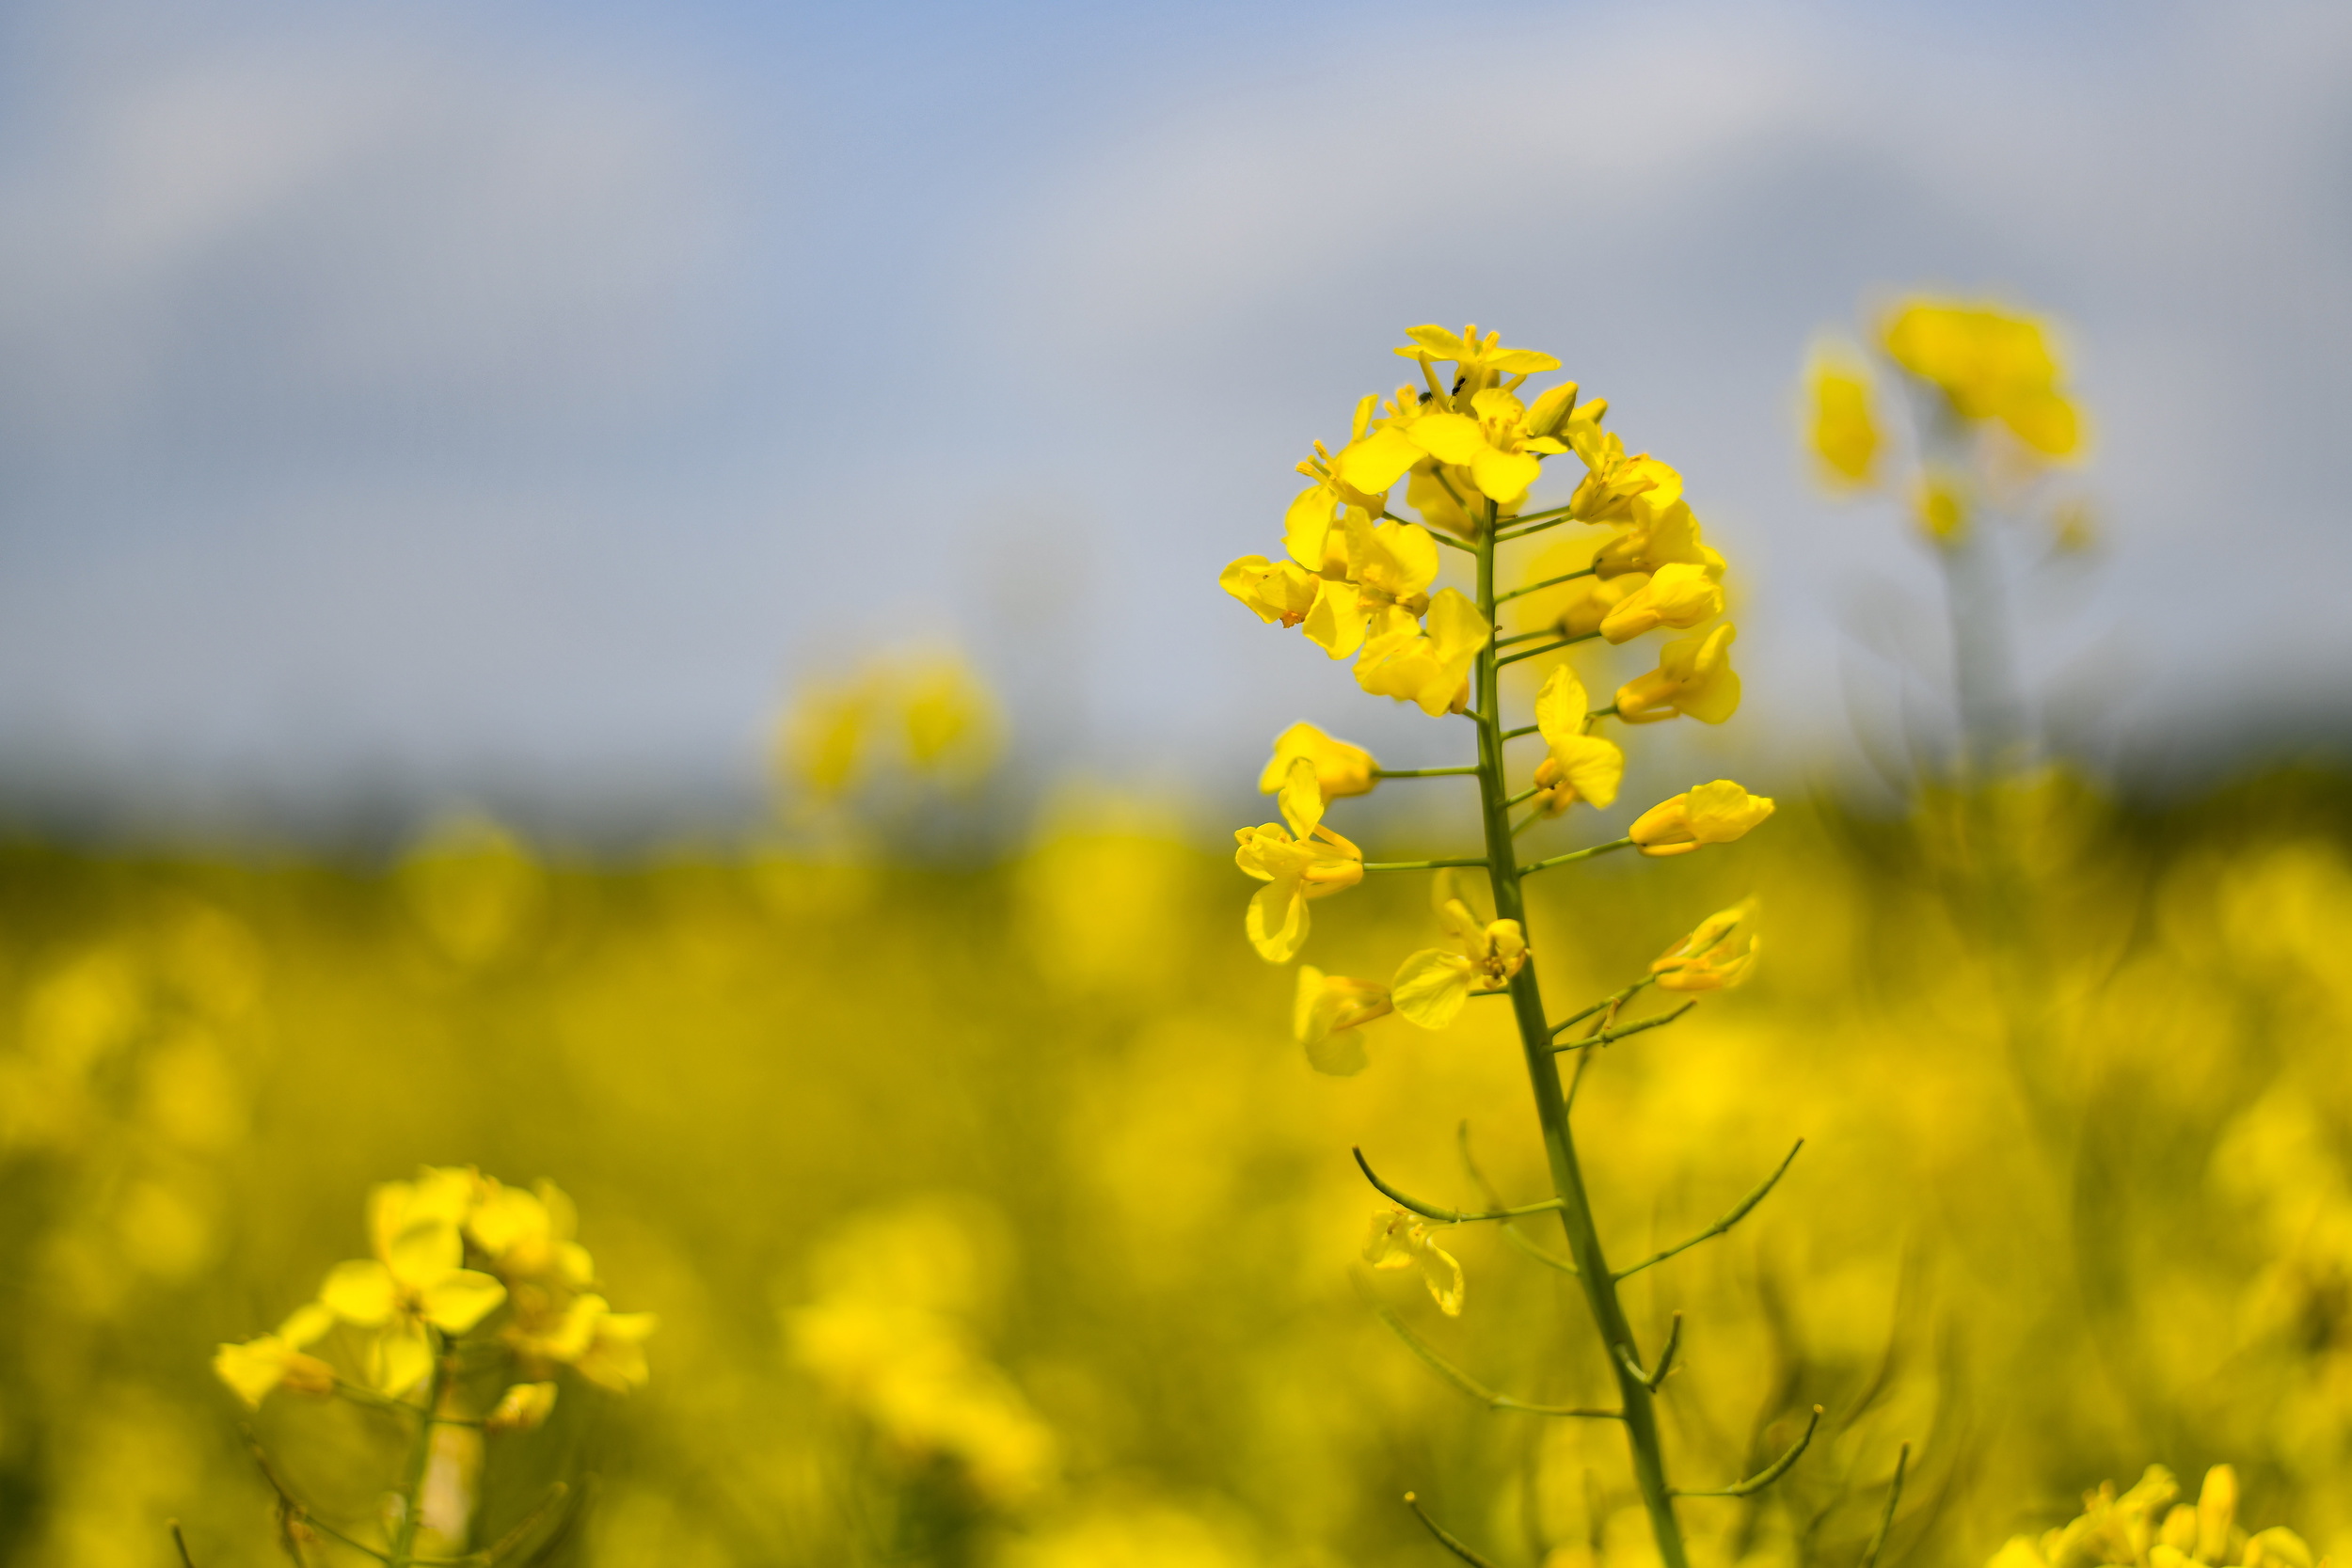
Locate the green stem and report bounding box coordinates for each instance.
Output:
[388,1343,448,1568]
[1374,766,1483,779]
[1470,511,1691,1568]
[1362,857,1489,872]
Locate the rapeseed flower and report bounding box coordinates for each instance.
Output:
[1355,588,1489,716]
[1233,761,1364,962]
[1529,666,1623,816]
[1651,898,1758,991]
[1597,561,1724,643]
[1883,298,2083,459]
[1391,875,1527,1029]
[1259,721,1377,803]
[1294,966,1391,1076]
[1616,624,1741,725]
[1805,343,1880,486]
[320,1167,508,1396]
[1285,395,1391,566]
[213,1302,338,1409]
[1304,509,1440,659]
[1629,781,1776,857]
[1363,1208,1465,1316]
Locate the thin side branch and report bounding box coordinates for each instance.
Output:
[1493,514,1578,545]
[1458,1122,1581,1275]
[1502,723,1542,740]
[1553,1002,1696,1054]
[1366,1291,1620,1419]
[1375,767,1484,779]
[1497,631,1599,667]
[171,1522,199,1568]
[1674,1405,1822,1498]
[1859,1443,1912,1568]
[1519,837,1635,876]
[1364,857,1491,873]
[1354,1147,1564,1224]
[1405,1494,1501,1568]
[246,1430,387,1563]
[1616,1312,1683,1393]
[1614,1140,1805,1281]
[1496,565,1598,604]
[1550,975,1661,1038]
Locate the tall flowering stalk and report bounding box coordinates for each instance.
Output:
[1223,326,1801,1567]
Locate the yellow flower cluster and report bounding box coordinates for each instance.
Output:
[1990,1465,2320,1568]
[1223,325,1772,1062]
[1804,295,2090,548]
[775,647,1001,800]
[213,1165,655,1415]
[787,1201,1059,1507]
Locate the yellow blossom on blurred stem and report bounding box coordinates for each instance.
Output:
[485,1381,559,1433]
[513,1293,659,1392]
[213,1302,337,1409]
[1356,588,1489,716]
[1914,469,1969,543]
[1616,624,1742,725]
[1883,298,2083,458]
[1591,496,1725,582]
[1294,966,1392,1076]
[1804,343,1880,486]
[1363,1208,1465,1316]
[900,655,1001,782]
[1391,874,1528,1029]
[322,1169,509,1396]
[1530,666,1623,816]
[1651,898,1759,991]
[1259,721,1377,802]
[1598,562,1724,644]
[1991,1464,2314,1568]
[1629,782,1775,858]
[1232,765,1363,962]
[1566,422,1680,526]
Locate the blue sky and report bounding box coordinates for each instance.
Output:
[0,0,2345,835]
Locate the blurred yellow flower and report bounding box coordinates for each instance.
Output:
[1805,344,1880,486]
[900,655,1002,782]
[513,1292,658,1392]
[1232,768,1364,962]
[1616,624,1742,725]
[1914,468,1969,542]
[1530,666,1623,816]
[1391,875,1527,1029]
[1259,721,1377,803]
[484,1381,559,1433]
[1294,965,1392,1076]
[1356,587,1490,716]
[1991,1463,2313,1568]
[1883,298,2083,458]
[212,1302,337,1409]
[1363,1208,1465,1316]
[1598,561,1724,644]
[319,1168,508,1395]
[1629,782,1775,859]
[1650,898,1759,991]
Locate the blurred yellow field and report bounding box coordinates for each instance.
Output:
[3,768,2348,1566]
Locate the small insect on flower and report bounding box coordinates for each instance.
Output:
[1363,1208,1466,1316]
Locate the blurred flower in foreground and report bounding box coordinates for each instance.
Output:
[1363,1208,1464,1316]
[212,1166,651,1561]
[1987,1464,2315,1568]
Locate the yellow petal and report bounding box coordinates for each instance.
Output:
[369,1323,435,1397]
[1534,665,1588,747]
[1330,427,1422,494]
[385,1219,463,1291]
[420,1268,508,1334]
[1405,411,1487,467]
[1391,949,1472,1029]
[279,1301,336,1348]
[1283,482,1337,568]
[214,1336,294,1409]
[1301,578,1368,659]
[1470,446,1542,506]
[1246,879,1311,963]
[1278,756,1325,838]
[1557,736,1623,808]
[321,1259,398,1326]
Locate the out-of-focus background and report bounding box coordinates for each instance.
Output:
[4,2,2352,1567]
